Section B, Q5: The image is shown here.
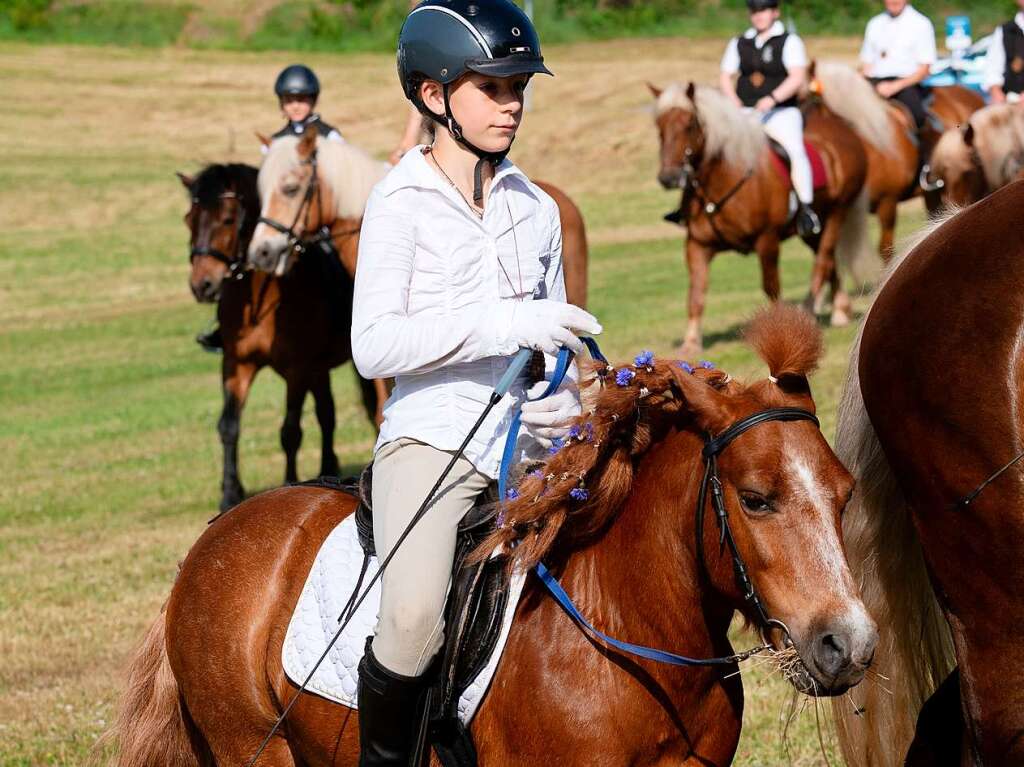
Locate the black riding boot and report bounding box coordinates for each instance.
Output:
[357,644,430,767]
[195,324,223,353]
[796,203,822,238]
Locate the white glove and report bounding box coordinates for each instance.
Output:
[520,380,581,448]
[508,300,602,355]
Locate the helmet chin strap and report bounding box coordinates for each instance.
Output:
[427,83,513,206]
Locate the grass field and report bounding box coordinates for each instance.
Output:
[0,35,927,765]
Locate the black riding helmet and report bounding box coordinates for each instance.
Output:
[274,64,320,100]
[746,0,779,9]
[397,0,553,202]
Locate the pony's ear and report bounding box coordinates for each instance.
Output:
[298,125,318,159]
[255,131,271,148]
[686,81,696,103]
[176,171,194,189]
[963,122,975,147]
[647,82,662,99]
[668,367,735,434]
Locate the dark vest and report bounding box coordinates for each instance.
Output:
[272,114,338,140]
[1002,21,1024,95]
[736,33,797,108]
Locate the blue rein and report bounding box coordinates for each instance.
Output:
[498,339,768,668]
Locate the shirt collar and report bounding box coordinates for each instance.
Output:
[1016,11,1024,31]
[743,20,786,40]
[379,145,528,197]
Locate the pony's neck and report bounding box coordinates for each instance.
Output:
[558,428,736,672]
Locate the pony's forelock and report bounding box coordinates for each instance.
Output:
[655,82,766,171]
[260,135,388,219]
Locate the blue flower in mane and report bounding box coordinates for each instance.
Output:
[528,469,545,480]
[700,360,715,370]
[678,361,695,374]
[634,350,655,368]
[568,424,581,440]
[548,438,565,455]
[506,488,519,501]
[569,487,589,501]
[615,368,636,387]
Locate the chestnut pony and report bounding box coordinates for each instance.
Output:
[248,130,590,308]
[179,163,379,512]
[650,82,871,358]
[109,305,876,766]
[832,182,1024,766]
[809,62,983,258]
[926,102,1024,207]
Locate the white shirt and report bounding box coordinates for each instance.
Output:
[983,13,1024,90]
[860,5,937,79]
[721,21,808,74]
[351,147,566,478]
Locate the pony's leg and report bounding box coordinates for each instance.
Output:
[311,370,340,479]
[755,232,781,302]
[806,213,842,320]
[681,237,713,358]
[281,378,309,484]
[220,360,258,512]
[904,668,964,766]
[877,195,898,261]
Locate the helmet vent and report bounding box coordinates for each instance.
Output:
[511,26,521,36]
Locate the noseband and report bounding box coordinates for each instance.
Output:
[256,151,334,259]
[697,407,821,642]
[189,191,248,282]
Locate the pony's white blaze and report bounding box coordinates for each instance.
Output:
[789,456,849,590]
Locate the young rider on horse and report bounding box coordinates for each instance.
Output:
[983,0,1024,104]
[350,1,602,764]
[720,0,820,237]
[859,0,937,130]
[195,64,345,353]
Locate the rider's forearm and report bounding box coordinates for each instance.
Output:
[896,63,931,90]
[770,69,805,104]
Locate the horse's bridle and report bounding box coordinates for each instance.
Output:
[676,146,754,250]
[696,407,821,644]
[189,191,249,282]
[256,151,336,264]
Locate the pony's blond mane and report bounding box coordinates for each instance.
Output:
[969,103,1024,187]
[831,213,960,767]
[261,135,388,219]
[655,82,766,171]
[814,61,897,155]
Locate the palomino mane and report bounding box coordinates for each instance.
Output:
[814,61,897,155]
[261,136,389,220]
[482,304,822,571]
[655,82,766,171]
[967,103,1024,187]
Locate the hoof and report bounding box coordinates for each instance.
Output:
[677,339,703,360]
[832,294,853,327]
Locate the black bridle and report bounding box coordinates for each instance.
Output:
[697,407,821,642]
[189,191,249,282]
[676,146,754,252]
[256,151,335,266]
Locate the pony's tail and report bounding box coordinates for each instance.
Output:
[95,609,211,767]
[830,301,955,767]
[835,185,879,288]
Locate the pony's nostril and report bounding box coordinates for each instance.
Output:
[815,632,850,676]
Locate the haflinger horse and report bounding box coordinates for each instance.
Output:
[248,128,590,309]
[650,81,871,357]
[809,61,983,259]
[179,163,379,512]
[926,102,1024,207]
[832,181,1024,766]
[110,304,877,766]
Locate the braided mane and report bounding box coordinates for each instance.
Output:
[481,304,822,571]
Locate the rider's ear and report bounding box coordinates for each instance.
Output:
[298,125,318,159]
[176,171,194,189]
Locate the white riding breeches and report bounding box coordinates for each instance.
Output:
[760,106,814,205]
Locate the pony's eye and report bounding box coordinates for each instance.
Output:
[283,183,301,196]
[739,492,772,514]
[222,217,235,226]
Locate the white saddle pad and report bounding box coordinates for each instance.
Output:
[282,514,526,723]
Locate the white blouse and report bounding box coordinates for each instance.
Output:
[351,147,567,478]
[860,5,937,80]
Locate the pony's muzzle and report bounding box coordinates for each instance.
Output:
[190,276,222,303]
[248,228,291,274]
[803,615,879,695]
[658,168,683,190]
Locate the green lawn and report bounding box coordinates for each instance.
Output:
[0,37,926,766]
